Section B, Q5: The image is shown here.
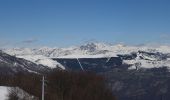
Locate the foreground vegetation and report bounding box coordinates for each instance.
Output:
[0,70,116,100]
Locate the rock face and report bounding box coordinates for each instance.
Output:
[0,50,50,75]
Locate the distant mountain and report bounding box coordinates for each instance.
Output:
[0,50,50,75]
[3,42,170,70]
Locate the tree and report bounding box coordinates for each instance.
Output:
[7,87,38,100]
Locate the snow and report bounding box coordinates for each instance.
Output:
[106,57,112,63]
[36,58,65,69]
[77,58,84,71]
[0,86,37,100]
[17,55,65,69]
[0,86,8,100]
[4,43,170,58]
[3,42,170,70]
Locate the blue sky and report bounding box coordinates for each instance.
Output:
[0,0,170,47]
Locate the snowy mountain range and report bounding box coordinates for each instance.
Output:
[2,43,170,100]
[2,42,170,71]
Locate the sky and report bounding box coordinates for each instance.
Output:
[0,0,170,47]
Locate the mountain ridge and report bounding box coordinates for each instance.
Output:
[0,50,51,75]
[2,42,170,70]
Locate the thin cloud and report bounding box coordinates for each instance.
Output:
[22,38,38,44]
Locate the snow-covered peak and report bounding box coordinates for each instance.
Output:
[2,42,170,70]
[3,42,170,59]
[3,42,168,58]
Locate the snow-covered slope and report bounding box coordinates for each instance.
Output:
[0,86,8,100]
[0,86,38,100]
[3,42,170,70]
[17,55,65,69]
[0,50,51,75]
